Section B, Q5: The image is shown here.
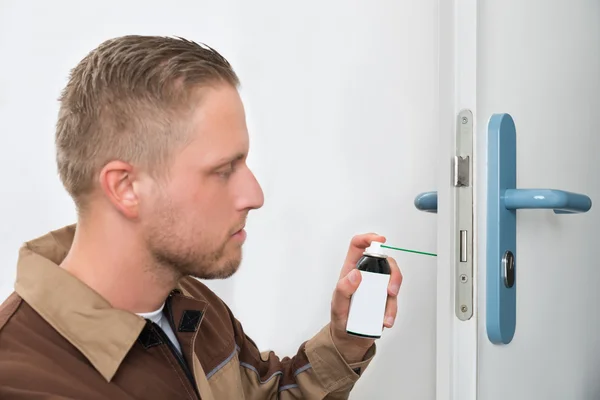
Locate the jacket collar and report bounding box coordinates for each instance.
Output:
[13,225,197,382]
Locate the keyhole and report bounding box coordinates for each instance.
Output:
[502,250,515,288]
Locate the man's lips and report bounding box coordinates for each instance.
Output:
[231,224,246,237]
[231,227,247,241]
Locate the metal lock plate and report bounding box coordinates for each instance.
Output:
[454,110,474,321]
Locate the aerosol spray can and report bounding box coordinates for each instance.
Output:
[345,241,391,339]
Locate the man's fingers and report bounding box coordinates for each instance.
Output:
[387,256,403,296]
[383,295,398,328]
[331,269,361,322]
[382,257,401,328]
[340,233,386,278]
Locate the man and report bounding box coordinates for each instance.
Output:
[0,35,402,399]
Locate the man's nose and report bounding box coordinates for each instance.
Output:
[238,167,264,211]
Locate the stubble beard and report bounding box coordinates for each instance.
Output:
[150,235,241,280]
[144,199,242,281]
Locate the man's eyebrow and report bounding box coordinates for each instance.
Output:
[211,153,246,169]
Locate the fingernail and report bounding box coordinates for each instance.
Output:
[385,316,395,327]
[348,270,360,284]
[389,284,400,296]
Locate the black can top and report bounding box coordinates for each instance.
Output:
[356,254,391,275]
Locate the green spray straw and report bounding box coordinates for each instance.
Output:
[381,244,437,257]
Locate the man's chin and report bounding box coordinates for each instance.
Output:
[196,257,241,280]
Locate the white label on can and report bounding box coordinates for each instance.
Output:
[345,271,390,337]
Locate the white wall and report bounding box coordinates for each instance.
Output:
[0,1,439,398]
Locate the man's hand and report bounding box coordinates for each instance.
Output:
[330,233,403,364]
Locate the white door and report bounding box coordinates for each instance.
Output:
[436,0,600,399]
[476,0,600,398]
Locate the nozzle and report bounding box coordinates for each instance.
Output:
[364,241,387,257]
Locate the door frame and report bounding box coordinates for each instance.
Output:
[435,0,479,399]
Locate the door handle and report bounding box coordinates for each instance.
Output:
[414,191,437,213]
[504,189,591,214]
[486,113,592,345]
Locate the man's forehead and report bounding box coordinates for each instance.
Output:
[185,85,247,135]
[181,114,248,167]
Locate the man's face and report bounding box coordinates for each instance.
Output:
[141,84,264,279]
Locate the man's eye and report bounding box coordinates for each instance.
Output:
[217,164,235,179]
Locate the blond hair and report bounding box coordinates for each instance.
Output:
[55,35,239,210]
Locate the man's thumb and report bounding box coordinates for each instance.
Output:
[331,269,361,321]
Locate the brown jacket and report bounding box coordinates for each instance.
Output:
[0,226,376,399]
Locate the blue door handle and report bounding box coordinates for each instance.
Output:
[414,187,591,215]
[414,191,437,213]
[503,189,591,214]
[486,113,592,346]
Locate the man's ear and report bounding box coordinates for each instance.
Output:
[98,160,140,219]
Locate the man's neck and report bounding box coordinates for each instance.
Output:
[60,216,179,314]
